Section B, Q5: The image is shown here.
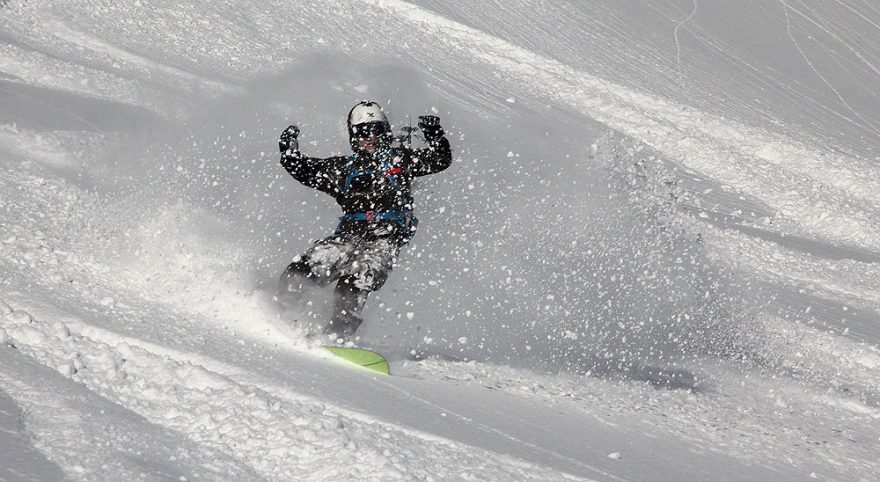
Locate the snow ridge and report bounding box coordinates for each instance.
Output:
[0,302,589,481]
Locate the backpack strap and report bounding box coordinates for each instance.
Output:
[343,150,402,193]
[343,154,360,193]
[382,156,401,190]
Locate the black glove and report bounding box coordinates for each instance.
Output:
[418,115,444,142]
[279,125,300,153]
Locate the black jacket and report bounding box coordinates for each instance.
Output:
[280,138,452,217]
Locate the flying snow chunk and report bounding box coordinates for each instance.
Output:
[506,97,517,103]
[608,452,622,460]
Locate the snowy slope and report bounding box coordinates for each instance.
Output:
[1,0,879,480]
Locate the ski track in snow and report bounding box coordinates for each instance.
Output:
[673,0,698,84]
[779,0,880,139]
[795,0,880,84]
[642,0,880,147]
[42,17,240,98]
[0,36,184,119]
[370,0,880,252]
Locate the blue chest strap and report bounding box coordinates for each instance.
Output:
[343,150,401,193]
[338,151,418,239]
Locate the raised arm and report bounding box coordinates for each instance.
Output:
[409,116,453,177]
[278,125,344,194]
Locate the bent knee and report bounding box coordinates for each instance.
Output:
[351,267,390,292]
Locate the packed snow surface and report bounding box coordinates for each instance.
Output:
[1,0,879,480]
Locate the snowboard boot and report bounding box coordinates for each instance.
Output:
[323,311,363,340]
[324,280,368,340]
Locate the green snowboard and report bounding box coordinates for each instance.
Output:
[323,346,390,375]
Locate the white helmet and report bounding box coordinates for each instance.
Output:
[348,101,389,127]
[347,101,391,151]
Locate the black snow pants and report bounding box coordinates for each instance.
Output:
[278,222,405,337]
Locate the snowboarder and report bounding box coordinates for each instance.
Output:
[277,101,452,339]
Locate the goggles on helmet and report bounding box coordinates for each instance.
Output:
[352,122,389,139]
